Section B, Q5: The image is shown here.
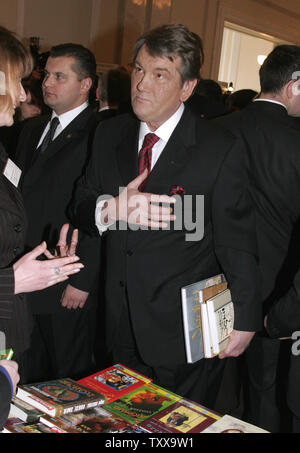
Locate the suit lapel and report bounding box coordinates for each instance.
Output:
[23,107,93,191]
[116,116,140,187]
[126,108,197,249]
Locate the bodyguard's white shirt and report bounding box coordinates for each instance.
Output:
[253,98,287,111]
[37,101,89,148]
[95,102,185,233]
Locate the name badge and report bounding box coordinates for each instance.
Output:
[3,159,22,188]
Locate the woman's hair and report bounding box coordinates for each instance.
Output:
[0,26,33,113]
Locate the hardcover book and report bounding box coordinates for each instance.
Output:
[0,348,13,360]
[103,383,180,425]
[206,289,234,355]
[181,274,227,362]
[140,398,220,433]
[40,406,148,433]
[16,378,106,417]
[10,395,44,423]
[201,414,269,433]
[78,363,152,403]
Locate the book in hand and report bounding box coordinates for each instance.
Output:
[181,273,228,362]
[40,406,148,433]
[10,395,44,423]
[104,382,180,425]
[16,378,106,417]
[201,414,269,433]
[78,363,152,404]
[140,398,220,433]
[206,288,234,355]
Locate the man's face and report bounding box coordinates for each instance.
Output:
[42,56,89,115]
[131,45,197,131]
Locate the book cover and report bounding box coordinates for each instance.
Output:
[140,398,220,433]
[104,383,180,425]
[206,289,234,355]
[78,363,152,403]
[10,395,44,423]
[0,348,13,360]
[41,406,148,433]
[181,274,226,363]
[2,421,63,433]
[16,378,106,417]
[201,414,269,433]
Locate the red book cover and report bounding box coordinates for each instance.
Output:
[78,364,152,404]
[140,398,220,433]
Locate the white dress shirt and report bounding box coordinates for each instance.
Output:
[95,103,185,233]
[37,101,89,148]
[253,98,287,111]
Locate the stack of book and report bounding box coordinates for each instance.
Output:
[181,273,234,361]
[1,363,268,434]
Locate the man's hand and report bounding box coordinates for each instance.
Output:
[43,224,79,259]
[218,329,255,359]
[0,360,20,394]
[61,284,89,309]
[100,169,176,229]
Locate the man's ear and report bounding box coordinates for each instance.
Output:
[285,79,300,100]
[180,78,198,102]
[80,77,93,94]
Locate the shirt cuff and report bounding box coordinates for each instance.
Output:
[0,365,13,399]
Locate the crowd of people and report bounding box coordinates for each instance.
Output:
[0,22,300,434]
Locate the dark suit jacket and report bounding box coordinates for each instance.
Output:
[15,106,101,314]
[266,268,300,417]
[216,101,300,310]
[0,144,32,357]
[71,107,260,367]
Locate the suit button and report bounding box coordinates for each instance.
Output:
[14,224,22,233]
[119,281,125,287]
[13,247,21,255]
[127,250,133,257]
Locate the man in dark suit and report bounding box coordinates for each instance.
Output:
[96,67,131,122]
[216,45,300,432]
[265,267,300,432]
[71,24,260,408]
[15,43,101,382]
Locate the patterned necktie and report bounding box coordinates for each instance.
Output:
[38,117,60,154]
[138,133,160,191]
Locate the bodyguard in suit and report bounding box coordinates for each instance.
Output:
[15,44,101,382]
[266,267,300,432]
[71,24,260,408]
[216,45,300,432]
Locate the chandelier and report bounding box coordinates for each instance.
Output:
[132,0,172,9]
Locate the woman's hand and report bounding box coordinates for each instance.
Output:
[43,224,79,259]
[13,241,84,295]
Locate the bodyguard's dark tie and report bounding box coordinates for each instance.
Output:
[38,117,60,154]
[138,133,160,191]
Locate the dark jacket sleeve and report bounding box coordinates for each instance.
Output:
[0,268,15,320]
[212,136,262,332]
[266,268,300,338]
[0,366,12,430]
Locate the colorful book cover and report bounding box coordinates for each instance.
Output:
[10,396,44,423]
[0,348,13,360]
[41,406,148,433]
[3,421,62,433]
[16,378,106,417]
[103,383,180,425]
[78,363,152,403]
[201,414,269,433]
[140,398,220,433]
